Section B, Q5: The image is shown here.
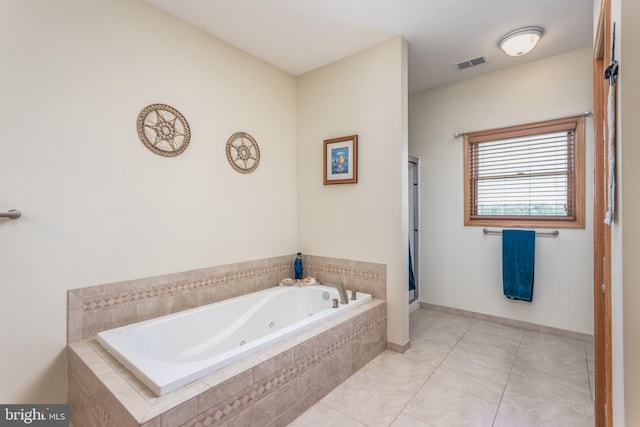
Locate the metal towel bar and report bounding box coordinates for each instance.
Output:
[0,210,21,220]
[482,228,559,236]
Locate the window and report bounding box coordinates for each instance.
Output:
[464,116,585,228]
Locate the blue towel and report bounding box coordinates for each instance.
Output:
[502,230,535,302]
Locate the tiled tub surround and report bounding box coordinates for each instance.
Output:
[67,254,386,342]
[302,254,386,299]
[69,299,386,426]
[67,255,387,426]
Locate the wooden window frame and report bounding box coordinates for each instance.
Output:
[464,116,585,229]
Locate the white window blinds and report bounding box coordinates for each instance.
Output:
[464,116,585,227]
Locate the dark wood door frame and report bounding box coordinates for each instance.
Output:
[593,0,613,425]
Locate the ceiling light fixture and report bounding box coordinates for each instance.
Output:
[498,26,544,57]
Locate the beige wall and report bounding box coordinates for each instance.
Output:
[0,0,298,403]
[607,0,625,424]
[297,37,410,347]
[616,0,640,424]
[605,0,640,423]
[409,48,594,335]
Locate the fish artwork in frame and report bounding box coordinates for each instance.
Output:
[323,134,358,185]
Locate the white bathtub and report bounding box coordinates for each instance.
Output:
[97,285,371,396]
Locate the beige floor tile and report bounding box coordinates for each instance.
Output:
[391,413,435,427]
[429,356,510,404]
[409,321,427,338]
[409,308,434,324]
[410,310,476,347]
[513,348,590,385]
[401,337,452,366]
[359,350,437,393]
[445,338,517,373]
[468,319,525,340]
[427,311,477,330]
[504,368,594,418]
[409,309,435,336]
[589,368,595,402]
[416,320,471,347]
[418,327,465,347]
[288,308,594,427]
[459,328,521,354]
[319,371,414,427]
[519,331,586,359]
[586,342,595,372]
[403,380,498,427]
[586,342,594,360]
[494,390,595,427]
[464,320,525,351]
[288,401,366,427]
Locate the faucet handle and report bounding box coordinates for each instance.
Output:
[332,298,339,308]
[351,290,357,300]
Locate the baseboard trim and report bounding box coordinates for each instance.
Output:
[386,340,410,354]
[419,302,594,343]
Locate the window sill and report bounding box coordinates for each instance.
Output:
[465,217,585,229]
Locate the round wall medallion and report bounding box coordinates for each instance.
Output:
[137,104,191,157]
[225,132,260,173]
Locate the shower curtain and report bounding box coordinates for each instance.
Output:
[409,241,416,291]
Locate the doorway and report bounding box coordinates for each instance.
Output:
[409,156,420,312]
[592,0,613,424]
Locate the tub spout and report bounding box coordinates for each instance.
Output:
[324,282,348,305]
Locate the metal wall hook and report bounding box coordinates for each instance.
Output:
[0,209,21,220]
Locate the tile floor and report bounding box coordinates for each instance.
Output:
[289,308,594,427]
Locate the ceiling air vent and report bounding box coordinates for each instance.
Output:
[455,56,486,70]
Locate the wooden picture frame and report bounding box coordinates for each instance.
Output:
[323,135,358,185]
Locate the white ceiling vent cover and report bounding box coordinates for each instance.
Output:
[455,56,486,70]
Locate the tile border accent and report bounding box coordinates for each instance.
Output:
[303,254,386,299]
[68,365,113,426]
[80,264,288,313]
[68,254,387,342]
[420,302,594,343]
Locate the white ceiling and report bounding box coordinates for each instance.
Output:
[145,0,593,94]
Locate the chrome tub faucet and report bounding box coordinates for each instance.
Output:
[323,282,349,305]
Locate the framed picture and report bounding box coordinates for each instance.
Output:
[323,135,358,185]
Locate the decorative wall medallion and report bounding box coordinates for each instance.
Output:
[136,104,191,157]
[225,132,260,173]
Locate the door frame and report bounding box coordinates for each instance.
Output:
[593,0,613,425]
[408,155,420,305]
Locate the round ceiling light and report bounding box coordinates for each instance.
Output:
[498,26,544,57]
